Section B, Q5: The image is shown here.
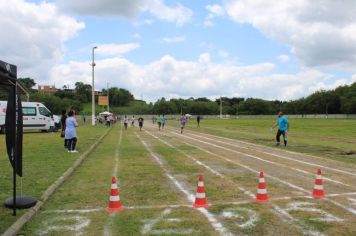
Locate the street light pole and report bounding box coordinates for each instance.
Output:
[91,46,97,126]
[107,82,109,112]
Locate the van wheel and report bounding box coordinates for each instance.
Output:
[0,126,5,134]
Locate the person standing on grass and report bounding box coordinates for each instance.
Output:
[157,115,163,131]
[138,116,144,131]
[197,115,201,128]
[272,111,289,146]
[123,115,128,130]
[65,110,79,153]
[179,115,187,134]
[60,110,68,148]
[162,114,167,129]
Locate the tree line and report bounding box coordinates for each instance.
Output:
[7,78,356,115]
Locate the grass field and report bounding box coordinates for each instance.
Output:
[1,118,356,235]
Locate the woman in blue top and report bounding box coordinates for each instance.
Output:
[272,112,289,146]
[65,110,79,152]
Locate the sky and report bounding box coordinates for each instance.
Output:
[1,0,356,102]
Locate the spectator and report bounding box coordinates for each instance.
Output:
[65,110,79,153]
[60,110,68,148]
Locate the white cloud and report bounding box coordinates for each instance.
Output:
[0,0,84,80]
[223,0,356,69]
[277,54,289,63]
[206,4,225,16]
[58,0,192,26]
[96,43,140,56]
[204,4,225,27]
[218,50,229,59]
[162,36,185,43]
[48,54,354,102]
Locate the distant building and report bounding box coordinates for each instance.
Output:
[38,85,57,94]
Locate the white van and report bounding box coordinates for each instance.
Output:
[0,101,60,133]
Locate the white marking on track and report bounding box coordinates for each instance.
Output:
[220,208,258,229]
[167,130,356,215]
[37,216,90,236]
[104,126,123,236]
[145,130,256,198]
[186,130,356,177]
[44,208,103,214]
[137,133,233,236]
[285,202,343,222]
[349,198,356,205]
[273,206,323,236]
[144,129,318,235]
[142,208,196,235]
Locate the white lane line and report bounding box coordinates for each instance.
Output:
[145,130,255,199]
[167,131,356,215]
[185,130,356,177]
[144,130,320,235]
[104,126,123,236]
[137,133,233,236]
[181,132,355,189]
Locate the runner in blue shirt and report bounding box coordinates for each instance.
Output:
[272,112,289,146]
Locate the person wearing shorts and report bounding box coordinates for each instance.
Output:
[179,115,187,134]
[157,115,163,131]
[272,112,289,146]
[138,116,144,131]
[123,115,128,130]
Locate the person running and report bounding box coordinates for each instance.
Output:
[123,115,128,130]
[157,115,163,131]
[65,110,79,153]
[162,114,167,129]
[272,111,289,146]
[138,116,144,131]
[197,115,201,128]
[179,115,187,134]
[131,115,135,127]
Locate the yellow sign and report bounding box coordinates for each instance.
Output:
[98,96,108,105]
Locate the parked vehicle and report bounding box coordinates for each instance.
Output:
[0,101,60,133]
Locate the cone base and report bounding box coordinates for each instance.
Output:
[256,199,270,203]
[106,206,124,212]
[193,203,209,208]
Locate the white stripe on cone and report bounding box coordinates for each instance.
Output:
[196,192,206,198]
[198,182,204,187]
[110,195,120,201]
[257,189,267,194]
[259,178,265,183]
[111,183,118,189]
[316,175,322,180]
[314,185,323,190]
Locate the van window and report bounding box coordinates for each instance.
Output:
[22,107,36,116]
[39,107,51,117]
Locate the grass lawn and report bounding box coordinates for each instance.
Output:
[1,117,356,235]
[0,124,108,233]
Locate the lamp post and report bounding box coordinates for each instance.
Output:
[107,82,109,112]
[91,46,97,126]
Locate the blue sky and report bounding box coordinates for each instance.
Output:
[1,0,356,102]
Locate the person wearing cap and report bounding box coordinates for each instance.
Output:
[272,111,289,146]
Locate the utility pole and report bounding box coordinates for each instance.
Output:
[91,46,97,126]
[107,82,109,112]
[220,96,222,119]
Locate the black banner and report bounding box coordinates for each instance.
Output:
[5,85,23,177]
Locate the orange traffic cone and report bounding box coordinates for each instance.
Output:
[256,171,270,202]
[106,177,124,212]
[193,175,209,208]
[312,169,325,198]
